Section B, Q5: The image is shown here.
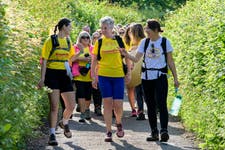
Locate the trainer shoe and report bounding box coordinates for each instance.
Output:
[48,134,58,146]
[146,130,159,141]
[64,124,72,138]
[104,131,112,142]
[94,107,103,116]
[116,123,124,138]
[85,109,91,120]
[136,112,146,120]
[79,112,86,123]
[131,109,137,117]
[160,131,169,142]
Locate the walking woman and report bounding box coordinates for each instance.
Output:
[38,18,76,146]
[123,23,146,120]
[91,16,131,142]
[120,19,179,142]
[72,31,93,122]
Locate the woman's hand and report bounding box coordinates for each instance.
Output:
[77,43,84,54]
[92,77,98,89]
[37,79,45,89]
[119,48,128,57]
[174,79,179,89]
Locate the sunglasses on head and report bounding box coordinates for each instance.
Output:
[81,36,90,39]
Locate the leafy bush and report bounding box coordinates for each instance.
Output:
[163,0,225,149]
[0,0,177,149]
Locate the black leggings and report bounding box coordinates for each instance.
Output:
[142,74,168,133]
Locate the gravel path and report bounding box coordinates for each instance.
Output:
[26,96,199,150]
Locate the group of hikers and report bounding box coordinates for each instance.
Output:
[37,16,179,146]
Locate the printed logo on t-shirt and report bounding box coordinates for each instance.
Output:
[146,44,161,58]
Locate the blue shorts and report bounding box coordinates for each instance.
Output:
[98,76,124,100]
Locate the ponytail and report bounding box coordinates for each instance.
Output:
[54,25,58,35]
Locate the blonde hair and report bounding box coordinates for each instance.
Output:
[76,31,92,45]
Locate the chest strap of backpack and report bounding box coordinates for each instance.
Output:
[47,35,71,63]
[142,37,167,79]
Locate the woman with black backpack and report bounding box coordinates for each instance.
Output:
[37,18,77,146]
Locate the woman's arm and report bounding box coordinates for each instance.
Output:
[167,52,179,88]
[120,48,143,63]
[37,59,47,89]
[91,54,98,89]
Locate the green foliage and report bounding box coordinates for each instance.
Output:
[163,0,225,148]
[99,0,187,19]
[0,0,177,149]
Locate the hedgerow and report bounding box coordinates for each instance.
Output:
[163,0,225,149]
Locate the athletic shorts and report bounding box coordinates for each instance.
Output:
[44,68,74,93]
[98,76,124,100]
[74,81,92,100]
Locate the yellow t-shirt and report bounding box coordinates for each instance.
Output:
[93,37,124,77]
[42,36,74,70]
[74,47,92,82]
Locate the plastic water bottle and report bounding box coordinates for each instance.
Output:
[169,88,182,116]
[86,63,91,69]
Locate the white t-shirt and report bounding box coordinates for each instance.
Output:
[137,36,173,80]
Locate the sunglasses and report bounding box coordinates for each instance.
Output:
[119,32,124,35]
[81,36,90,39]
[151,44,155,53]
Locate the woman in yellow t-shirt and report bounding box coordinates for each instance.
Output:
[72,31,93,122]
[37,18,76,146]
[91,16,131,142]
[123,23,146,120]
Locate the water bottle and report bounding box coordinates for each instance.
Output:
[86,63,91,69]
[169,88,182,116]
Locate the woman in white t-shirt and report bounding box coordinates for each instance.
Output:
[120,19,179,142]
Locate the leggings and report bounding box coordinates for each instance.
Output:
[142,74,168,132]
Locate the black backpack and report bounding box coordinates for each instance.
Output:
[142,37,168,79]
[97,35,127,74]
[48,34,71,61]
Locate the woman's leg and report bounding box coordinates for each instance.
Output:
[113,100,123,124]
[127,87,136,116]
[61,91,75,120]
[48,89,60,129]
[103,98,113,132]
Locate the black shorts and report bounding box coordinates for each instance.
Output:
[74,81,92,100]
[44,68,74,93]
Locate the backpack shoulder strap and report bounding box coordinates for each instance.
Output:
[161,37,167,64]
[115,35,125,48]
[49,34,59,58]
[66,37,71,50]
[143,38,150,79]
[143,38,150,62]
[144,38,150,53]
[97,38,102,61]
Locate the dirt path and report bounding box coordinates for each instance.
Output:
[27,97,199,150]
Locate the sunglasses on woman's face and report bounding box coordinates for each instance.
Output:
[119,32,124,35]
[81,36,90,39]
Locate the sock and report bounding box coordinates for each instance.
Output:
[63,118,69,125]
[50,128,55,135]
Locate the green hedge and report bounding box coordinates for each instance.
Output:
[0,0,166,149]
[163,0,225,149]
